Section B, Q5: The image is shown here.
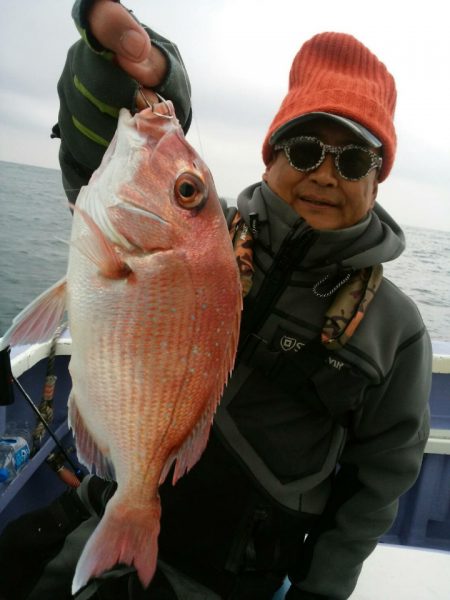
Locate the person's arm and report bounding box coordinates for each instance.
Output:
[54,0,192,205]
[287,329,432,600]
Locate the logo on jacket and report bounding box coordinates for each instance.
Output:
[279,334,346,371]
[328,357,345,371]
[280,335,305,352]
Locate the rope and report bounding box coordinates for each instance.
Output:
[31,322,67,454]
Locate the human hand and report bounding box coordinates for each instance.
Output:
[88,0,167,109]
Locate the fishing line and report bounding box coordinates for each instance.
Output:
[164,36,207,161]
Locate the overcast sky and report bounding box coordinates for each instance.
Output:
[1,0,449,231]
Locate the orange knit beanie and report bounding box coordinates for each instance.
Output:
[262,32,397,181]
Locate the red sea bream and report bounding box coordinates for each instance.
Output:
[69,101,242,592]
[3,101,242,593]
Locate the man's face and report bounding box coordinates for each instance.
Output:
[263,119,380,230]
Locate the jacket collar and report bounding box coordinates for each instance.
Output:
[237,181,405,271]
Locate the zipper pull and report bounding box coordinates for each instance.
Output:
[249,212,259,239]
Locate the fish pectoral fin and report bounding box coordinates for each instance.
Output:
[1,277,67,349]
[108,203,172,252]
[72,206,131,279]
[68,394,115,479]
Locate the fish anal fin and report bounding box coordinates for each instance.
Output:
[1,278,67,349]
[160,310,241,486]
[68,394,114,479]
[73,206,131,279]
[160,403,215,486]
[108,203,172,253]
[72,496,161,594]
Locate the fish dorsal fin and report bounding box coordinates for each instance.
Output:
[0,278,67,350]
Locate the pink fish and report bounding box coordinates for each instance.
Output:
[3,101,241,593]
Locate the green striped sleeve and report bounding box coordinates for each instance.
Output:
[73,75,120,118]
[71,116,109,147]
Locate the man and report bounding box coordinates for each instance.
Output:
[0,1,432,599]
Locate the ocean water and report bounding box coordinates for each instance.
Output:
[0,160,449,342]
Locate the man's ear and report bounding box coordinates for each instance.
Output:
[370,178,379,208]
[262,158,275,183]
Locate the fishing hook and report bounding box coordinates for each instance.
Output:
[138,86,174,119]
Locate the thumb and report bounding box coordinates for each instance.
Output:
[89,0,151,62]
[88,0,167,87]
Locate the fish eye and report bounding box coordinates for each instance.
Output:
[175,173,207,210]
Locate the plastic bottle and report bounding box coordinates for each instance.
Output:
[0,444,16,486]
[0,436,31,486]
[5,421,33,449]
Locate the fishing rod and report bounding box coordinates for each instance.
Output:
[0,346,15,406]
[0,345,83,484]
[11,374,83,480]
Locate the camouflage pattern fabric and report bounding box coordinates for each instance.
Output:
[321,264,383,349]
[229,212,254,298]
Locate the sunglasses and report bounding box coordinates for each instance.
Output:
[274,136,383,181]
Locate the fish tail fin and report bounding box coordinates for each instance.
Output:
[72,495,161,595]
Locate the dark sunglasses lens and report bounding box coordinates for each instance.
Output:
[338,148,372,179]
[288,139,323,171]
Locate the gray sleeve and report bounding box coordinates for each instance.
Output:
[219,197,238,227]
[292,330,432,599]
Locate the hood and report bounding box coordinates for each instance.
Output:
[237,182,405,272]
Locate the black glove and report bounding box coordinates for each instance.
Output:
[73,567,178,600]
[81,474,117,516]
[285,585,331,600]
